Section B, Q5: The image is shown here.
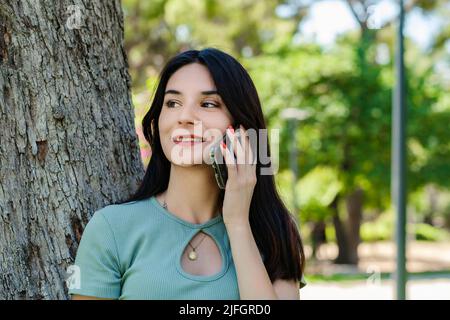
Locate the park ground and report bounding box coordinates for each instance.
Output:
[301,241,450,300]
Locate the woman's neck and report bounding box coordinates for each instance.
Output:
[159,164,222,224]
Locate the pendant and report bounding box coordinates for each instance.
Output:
[188,250,197,261]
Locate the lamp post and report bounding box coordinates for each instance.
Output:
[392,0,407,300]
[280,108,310,224]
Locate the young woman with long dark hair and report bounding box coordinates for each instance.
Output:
[69,48,306,300]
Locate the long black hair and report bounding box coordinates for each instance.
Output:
[118,47,305,283]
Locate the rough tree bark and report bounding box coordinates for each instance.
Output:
[0,0,144,299]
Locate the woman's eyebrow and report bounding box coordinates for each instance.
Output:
[164,89,219,96]
[201,90,219,95]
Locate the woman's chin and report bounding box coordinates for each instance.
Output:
[171,156,207,167]
[168,144,212,167]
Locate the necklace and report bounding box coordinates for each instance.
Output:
[162,198,207,261]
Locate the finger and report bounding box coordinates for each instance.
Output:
[239,125,256,166]
[238,125,248,164]
[246,134,256,166]
[220,140,237,176]
[240,125,255,165]
[226,127,245,166]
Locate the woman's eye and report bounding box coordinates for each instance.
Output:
[165,100,219,108]
[202,102,219,108]
[165,100,179,108]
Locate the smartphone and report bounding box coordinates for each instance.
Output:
[209,128,242,189]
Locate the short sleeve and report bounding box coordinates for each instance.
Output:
[68,211,122,299]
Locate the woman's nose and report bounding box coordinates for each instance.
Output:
[177,103,199,125]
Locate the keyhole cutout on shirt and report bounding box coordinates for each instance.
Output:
[180,230,223,277]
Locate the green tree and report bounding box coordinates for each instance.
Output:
[122,0,300,90]
[246,0,449,264]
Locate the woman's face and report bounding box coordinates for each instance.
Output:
[158,63,234,167]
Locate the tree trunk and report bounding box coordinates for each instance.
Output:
[345,188,363,265]
[331,190,363,265]
[424,184,437,226]
[330,194,350,264]
[0,0,144,299]
[311,220,326,259]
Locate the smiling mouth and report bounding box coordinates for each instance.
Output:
[173,137,204,143]
[174,140,204,146]
[172,136,208,147]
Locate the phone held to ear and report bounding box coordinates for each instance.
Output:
[209,127,242,189]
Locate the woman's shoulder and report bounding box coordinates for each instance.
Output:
[87,198,154,237]
[95,199,132,215]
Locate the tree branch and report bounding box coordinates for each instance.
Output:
[346,0,422,32]
[346,0,367,31]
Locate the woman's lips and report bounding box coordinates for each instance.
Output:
[172,136,212,147]
[173,140,205,147]
[171,134,217,148]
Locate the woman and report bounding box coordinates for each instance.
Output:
[69,48,306,300]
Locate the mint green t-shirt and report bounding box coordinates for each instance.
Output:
[68,196,306,299]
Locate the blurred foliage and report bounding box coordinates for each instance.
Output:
[296,166,342,221]
[306,270,450,283]
[246,33,449,214]
[360,212,393,242]
[360,211,449,242]
[122,0,298,90]
[414,223,450,241]
[122,0,450,249]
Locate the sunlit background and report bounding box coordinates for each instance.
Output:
[122,0,450,299]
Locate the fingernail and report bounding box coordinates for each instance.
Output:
[228,125,234,133]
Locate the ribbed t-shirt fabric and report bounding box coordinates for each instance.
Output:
[68,196,306,299]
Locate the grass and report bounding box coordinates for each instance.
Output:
[305,270,450,283]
